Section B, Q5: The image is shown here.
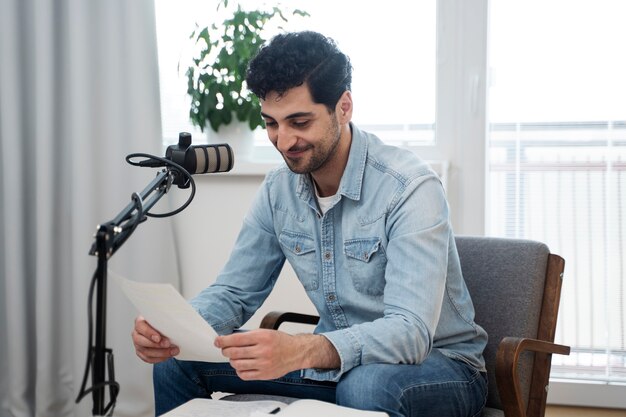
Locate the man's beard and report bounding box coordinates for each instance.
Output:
[283,117,341,174]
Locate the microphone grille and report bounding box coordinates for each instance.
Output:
[216,144,234,172]
[192,144,234,173]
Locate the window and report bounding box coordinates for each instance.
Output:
[154,0,436,152]
[488,0,626,384]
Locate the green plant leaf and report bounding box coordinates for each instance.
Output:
[203,91,218,110]
[236,99,249,121]
[249,110,263,130]
[209,110,222,132]
[222,109,233,125]
[196,27,210,44]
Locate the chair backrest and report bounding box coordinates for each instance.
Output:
[455,236,564,414]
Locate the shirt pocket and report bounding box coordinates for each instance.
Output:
[344,237,387,296]
[278,230,319,291]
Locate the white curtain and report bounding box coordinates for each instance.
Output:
[0,0,179,416]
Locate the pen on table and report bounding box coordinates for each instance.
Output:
[269,407,281,414]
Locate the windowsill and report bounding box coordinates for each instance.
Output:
[214,157,448,183]
[548,379,626,409]
[205,156,449,189]
[225,159,282,176]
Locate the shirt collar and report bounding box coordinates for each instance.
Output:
[337,123,367,201]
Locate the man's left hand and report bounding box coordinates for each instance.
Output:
[215,328,341,380]
[215,329,302,380]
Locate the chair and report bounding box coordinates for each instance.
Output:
[239,236,571,417]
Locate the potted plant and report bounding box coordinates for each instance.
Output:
[185,1,308,141]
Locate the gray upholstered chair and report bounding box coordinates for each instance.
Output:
[231,236,570,417]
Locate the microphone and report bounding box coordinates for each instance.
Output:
[141,132,234,174]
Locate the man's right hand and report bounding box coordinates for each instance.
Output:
[132,316,179,364]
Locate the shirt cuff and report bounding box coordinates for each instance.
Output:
[301,329,362,382]
[189,299,239,335]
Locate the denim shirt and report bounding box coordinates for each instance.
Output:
[190,124,487,382]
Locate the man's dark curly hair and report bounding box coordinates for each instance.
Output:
[246,31,352,113]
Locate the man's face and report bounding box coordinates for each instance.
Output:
[260,85,341,175]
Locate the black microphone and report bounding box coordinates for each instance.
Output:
[141,132,235,174]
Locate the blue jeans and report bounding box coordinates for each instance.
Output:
[153,349,487,417]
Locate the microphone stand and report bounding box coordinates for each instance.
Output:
[77,168,174,416]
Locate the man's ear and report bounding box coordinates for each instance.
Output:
[336,91,353,123]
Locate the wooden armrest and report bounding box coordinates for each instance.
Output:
[496,337,570,417]
[260,311,320,330]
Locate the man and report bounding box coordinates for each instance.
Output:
[133,31,488,417]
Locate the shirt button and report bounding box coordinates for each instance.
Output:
[327,294,336,301]
[295,245,301,253]
[324,252,331,260]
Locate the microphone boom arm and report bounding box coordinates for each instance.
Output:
[89,169,173,258]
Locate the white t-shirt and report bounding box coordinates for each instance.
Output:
[314,184,335,215]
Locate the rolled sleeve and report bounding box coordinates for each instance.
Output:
[301,330,361,382]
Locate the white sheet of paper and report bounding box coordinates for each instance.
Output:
[162,398,286,417]
[112,271,224,362]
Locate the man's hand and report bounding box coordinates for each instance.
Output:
[131,316,179,364]
[215,329,340,380]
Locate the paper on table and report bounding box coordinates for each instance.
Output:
[161,398,286,417]
[112,271,224,362]
[250,400,388,417]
